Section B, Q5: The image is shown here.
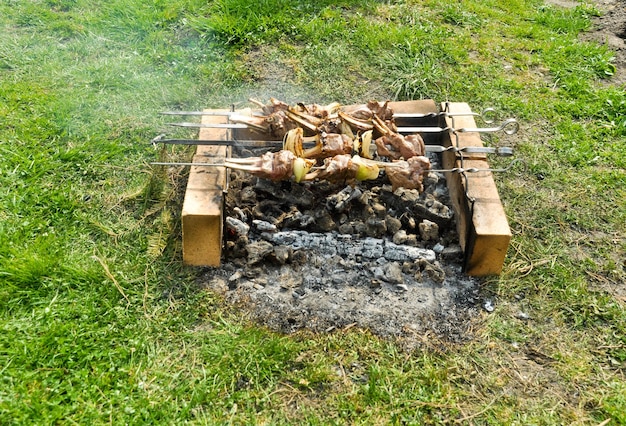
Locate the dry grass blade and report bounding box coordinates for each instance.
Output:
[92,254,131,305]
[454,398,497,424]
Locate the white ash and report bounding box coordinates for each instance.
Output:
[260,231,436,263]
[225,216,250,236]
[201,151,483,347]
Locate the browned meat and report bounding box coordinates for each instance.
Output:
[374,132,425,160]
[367,100,394,121]
[347,106,374,121]
[256,97,290,115]
[314,154,360,183]
[254,150,299,181]
[385,156,431,191]
[317,117,343,135]
[305,133,353,159]
[265,110,299,137]
[405,134,426,156]
[295,102,341,119]
[345,100,394,121]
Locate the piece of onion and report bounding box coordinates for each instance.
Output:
[352,155,380,181]
[293,157,315,183]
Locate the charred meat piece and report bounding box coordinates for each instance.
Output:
[385,156,431,192]
[295,102,341,119]
[310,154,360,184]
[249,97,290,115]
[226,150,315,182]
[372,114,424,160]
[235,98,401,140]
[375,132,425,160]
[229,109,299,138]
[244,98,342,137]
[236,98,304,137]
[317,117,343,135]
[345,100,394,121]
[265,110,299,137]
[347,105,374,121]
[304,133,353,159]
[367,100,394,121]
[258,150,295,181]
[341,100,396,137]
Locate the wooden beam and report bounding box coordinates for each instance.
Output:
[181,111,228,266]
[441,102,511,276]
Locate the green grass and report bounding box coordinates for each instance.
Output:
[1,0,625,423]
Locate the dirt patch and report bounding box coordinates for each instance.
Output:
[545,0,626,86]
[544,0,579,8]
[580,0,626,86]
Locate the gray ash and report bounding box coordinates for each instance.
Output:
[200,152,483,348]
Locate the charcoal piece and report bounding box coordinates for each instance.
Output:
[246,241,274,265]
[371,202,387,218]
[253,219,277,232]
[285,184,316,209]
[311,209,336,232]
[353,221,367,236]
[405,234,418,246]
[226,216,250,237]
[254,178,287,199]
[392,230,408,245]
[370,266,386,281]
[326,185,362,213]
[239,186,257,205]
[423,261,446,283]
[282,209,315,230]
[384,262,404,284]
[365,217,386,238]
[441,245,463,261]
[399,212,416,230]
[338,223,355,235]
[380,187,453,227]
[253,200,286,224]
[418,219,439,241]
[271,246,292,265]
[385,216,402,235]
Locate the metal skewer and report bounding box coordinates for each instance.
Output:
[394,108,497,123]
[397,118,519,135]
[151,160,518,173]
[151,136,513,156]
[151,137,283,148]
[161,107,498,123]
[160,111,265,117]
[167,122,249,129]
[166,118,519,135]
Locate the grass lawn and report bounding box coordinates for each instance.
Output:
[1,0,625,423]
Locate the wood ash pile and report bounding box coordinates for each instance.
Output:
[200,151,483,346]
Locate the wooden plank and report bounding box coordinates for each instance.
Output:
[387,99,437,114]
[441,102,511,276]
[181,110,228,266]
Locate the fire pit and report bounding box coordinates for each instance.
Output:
[160,99,514,276]
[153,99,517,342]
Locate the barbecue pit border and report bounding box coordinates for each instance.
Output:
[180,99,511,276]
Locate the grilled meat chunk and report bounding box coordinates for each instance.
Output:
[375,132,425,160]
[385,156,431,191]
